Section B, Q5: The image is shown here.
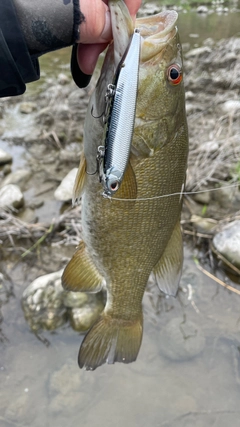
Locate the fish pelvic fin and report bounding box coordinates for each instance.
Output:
[62,241,103,293]
[72,151,86,205]
[153,220,183,296]
[78,312,143,370]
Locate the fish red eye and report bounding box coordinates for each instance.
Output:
[167,64,182,85]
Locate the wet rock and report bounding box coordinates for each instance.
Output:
[19,102,37,114]
[57,73,70,85]
[22,269,67,331]
[63,291,105,332]
[159,317,205,361]
[0,184,24,209]
[68,298,105,332]
[0,148,12,165]
[22,268,105,332]
[2,169,31,189]
[213,220,240,268]
[54,168,78,201]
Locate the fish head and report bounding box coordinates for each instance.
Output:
[134,10,187,154]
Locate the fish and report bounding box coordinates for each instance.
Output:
[62,0,189,370]
[101,28,141,197]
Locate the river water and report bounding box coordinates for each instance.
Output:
[1,5,240,427]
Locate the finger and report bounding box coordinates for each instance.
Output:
[80,0,112,44]
[77,43,108,75]
[124,0,142,17]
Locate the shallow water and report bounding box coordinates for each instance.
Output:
[1,6,240,427]
[1,246,240,427]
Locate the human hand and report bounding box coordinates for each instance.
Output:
[76,0,142,76]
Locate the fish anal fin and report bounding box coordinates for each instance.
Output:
[62,241,103,293]
[73,152,86,205]
[153,221,183,296]
[112,161,137,201]
[78,312,143,370]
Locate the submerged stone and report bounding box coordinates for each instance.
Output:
[159,317,205,361]
[213,220,240,268]
[22,269,67,331]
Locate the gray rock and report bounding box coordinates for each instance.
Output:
[213,220,240,268]
[192,190,211,205]
[198,140,219,153]
[213,185,238,208]
[221,100,240,114]
[185,46,212,59]
[0,184,24,209]
[197,5,208,13]
[19,102,37,114]
[2,169,31,189]
[54,168,78,201]
[190,214,217,234]
[159,317,205,361]
[0,147,12,165]
[22,269,67,331]
[57,73,70,85]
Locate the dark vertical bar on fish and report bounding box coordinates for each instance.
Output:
[103,29,141,196]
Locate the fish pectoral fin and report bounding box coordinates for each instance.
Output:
[62,241,104,293]
[153,220,183,296]
[78,312,143,370]
[112,161,137,201]
[72,151,86,205]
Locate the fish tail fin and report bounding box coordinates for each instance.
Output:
[78,312,143,370]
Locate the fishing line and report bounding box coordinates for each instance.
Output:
[106,182,240,202]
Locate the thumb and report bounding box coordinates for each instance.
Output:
[79,0,112,44]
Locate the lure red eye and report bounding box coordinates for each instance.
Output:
[110,181,119,192]
[167,64,182,85]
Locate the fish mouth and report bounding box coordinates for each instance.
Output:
[136,10,178,62]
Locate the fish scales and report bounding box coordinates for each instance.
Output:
[62,1,188,370]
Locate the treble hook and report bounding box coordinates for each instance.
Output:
[86,146,105,176]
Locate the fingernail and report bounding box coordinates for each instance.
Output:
[100,10,112,41]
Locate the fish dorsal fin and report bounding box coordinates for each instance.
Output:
[62,241,104,293]
[153,220,183,296]
[72,152,86,205]
[112,161,137,201]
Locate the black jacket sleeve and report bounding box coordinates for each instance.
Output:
[0,0,82,98]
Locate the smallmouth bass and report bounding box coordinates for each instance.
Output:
[62,0,189,370]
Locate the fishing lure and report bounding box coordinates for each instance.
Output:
[99,29,141,197]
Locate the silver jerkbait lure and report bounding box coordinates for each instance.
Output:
[99,29,141,197]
